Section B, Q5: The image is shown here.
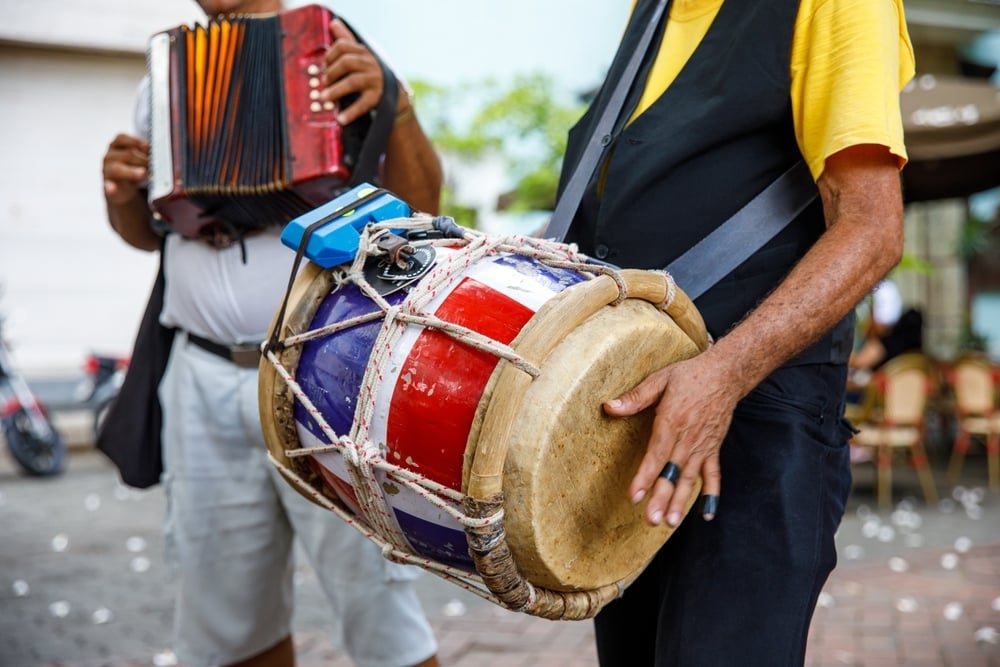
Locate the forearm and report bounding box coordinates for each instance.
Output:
[702,148,904,400]
[381,112,444,215]
[106,193,161,252]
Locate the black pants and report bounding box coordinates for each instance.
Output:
[595,363,853,667]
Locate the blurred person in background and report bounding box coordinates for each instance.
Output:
[100,1,443,666]
[849,278,924,386]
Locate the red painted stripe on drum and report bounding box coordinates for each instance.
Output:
[309,457,364,516]
[370,247,469,448]
[386,276,535,490]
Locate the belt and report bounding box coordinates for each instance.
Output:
[186,332,262,369]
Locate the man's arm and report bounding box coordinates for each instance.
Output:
[381,90,443,215]
[103,133,161,252]
[321,19,443,215]
[605,143,905,527]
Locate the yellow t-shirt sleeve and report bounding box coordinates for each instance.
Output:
[791,0,916,180]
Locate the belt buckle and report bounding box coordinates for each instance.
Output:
[230,344,261,369]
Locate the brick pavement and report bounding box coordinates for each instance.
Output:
[806,545,1000,667]
[1,445,999,667]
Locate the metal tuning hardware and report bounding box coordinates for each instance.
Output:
[362,231,437,296]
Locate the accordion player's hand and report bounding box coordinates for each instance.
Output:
[102,132,160,251]
[321,18,390,127]
[103,133,149,206]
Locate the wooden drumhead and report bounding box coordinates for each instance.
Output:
[467,270,706,593]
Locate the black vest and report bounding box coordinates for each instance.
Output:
[560,0,853,364]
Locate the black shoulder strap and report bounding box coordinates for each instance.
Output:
[335,15,399,186]
[665,160,816,300]
[350,61,397,186]
[545,0,668,243]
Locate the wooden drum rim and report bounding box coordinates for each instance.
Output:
[257,261,337,505]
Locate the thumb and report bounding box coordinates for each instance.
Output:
[604,371,667,417]
[328,17,357,43]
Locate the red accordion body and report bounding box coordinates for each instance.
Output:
[147,4,361,239]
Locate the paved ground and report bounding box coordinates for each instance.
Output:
[1,422,999,667]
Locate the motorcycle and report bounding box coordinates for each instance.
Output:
[0,319,66,477]
[74,352,130,438]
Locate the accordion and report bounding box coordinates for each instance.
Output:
[146,4,372,239]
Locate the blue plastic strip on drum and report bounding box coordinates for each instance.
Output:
[280,183,411,268]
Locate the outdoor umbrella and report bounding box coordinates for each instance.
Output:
[900,74,1000,202]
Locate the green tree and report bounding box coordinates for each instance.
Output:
[412,74,586,227]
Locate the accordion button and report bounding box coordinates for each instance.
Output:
[309,77,321,88]
[323,101,335,111]
[310,90,321,100]
[307,64,320,75]
[311,102,322,113]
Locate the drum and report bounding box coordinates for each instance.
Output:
[259,217,710,620]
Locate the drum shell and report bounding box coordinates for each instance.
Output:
[290,251,589,573]
[259,249,707,598]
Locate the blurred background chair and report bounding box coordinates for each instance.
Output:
[850,352,939,510]
[945,351,1000,492]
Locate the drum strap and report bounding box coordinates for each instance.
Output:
[546,0,669,244]
[546,0,818,301]
[265,187,390,356]
[663,160,816,300]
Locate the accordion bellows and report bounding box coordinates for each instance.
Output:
[147,4,366,239]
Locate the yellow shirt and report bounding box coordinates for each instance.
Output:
[628,0,916,180]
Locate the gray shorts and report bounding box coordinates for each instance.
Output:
[159,334,438,667]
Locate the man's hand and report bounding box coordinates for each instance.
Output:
[103,134,149,205]
[321,18,405,126]
[102,133,160,252]
[604,352,733,528]
[319,17,441,214]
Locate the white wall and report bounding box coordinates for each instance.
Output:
[3,0,203,54]
[0,0,220,376]
[0,44,158,375]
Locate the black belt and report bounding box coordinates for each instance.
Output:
[186,332,262,369]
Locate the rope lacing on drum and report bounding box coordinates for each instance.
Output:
[261,216,636,612]
[653,270,678,311]
[266,450,494,603]
[263,346,506,535]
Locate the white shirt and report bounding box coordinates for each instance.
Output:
[135,76,296,343]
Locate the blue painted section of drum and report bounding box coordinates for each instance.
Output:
[393,510,473,570]
[489,253,590,293]
[293,282,407,442]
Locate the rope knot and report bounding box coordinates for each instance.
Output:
[340,437,362,467]
[653,270,677,310]
[607,268,628,306]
